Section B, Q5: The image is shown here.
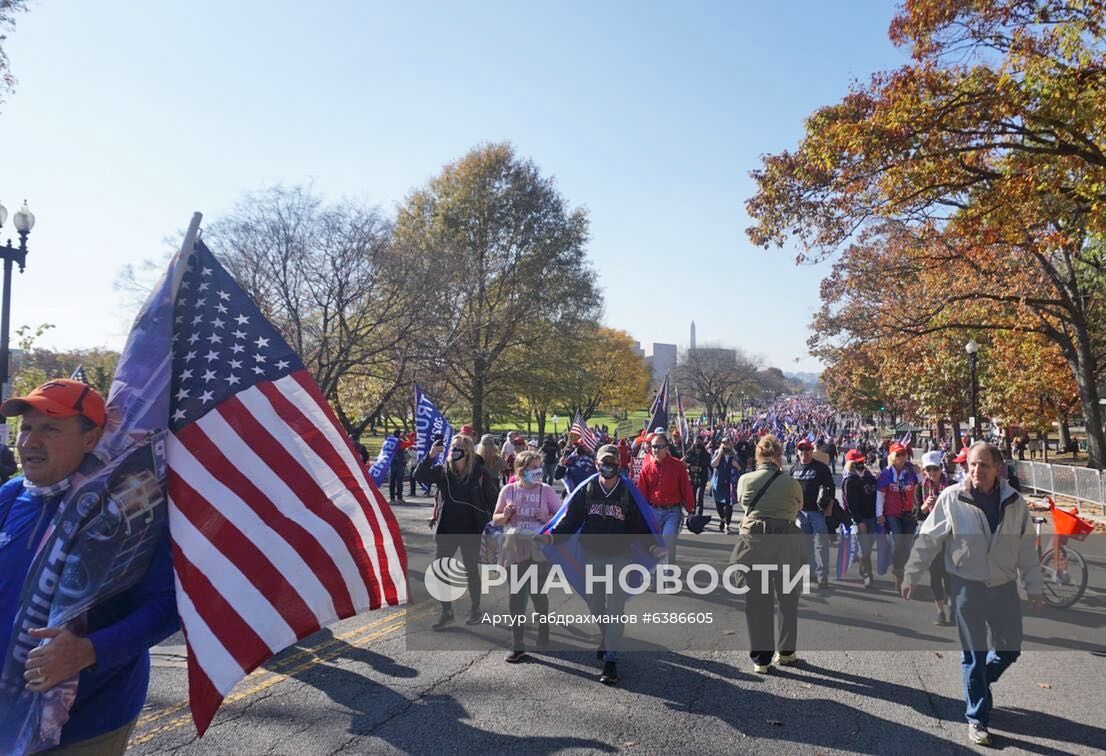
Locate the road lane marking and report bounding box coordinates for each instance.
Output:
[135,605,425,732]
[131,614,415,746]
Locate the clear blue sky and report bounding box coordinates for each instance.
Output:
[2,0,909,371]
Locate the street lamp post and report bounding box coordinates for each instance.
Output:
[0,200,35,411]
[965,338,980,441]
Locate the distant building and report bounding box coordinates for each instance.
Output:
[650,343,677,386]
[690,321,696,350]
[631,340,645,358]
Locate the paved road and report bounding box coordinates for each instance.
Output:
[133,491,1106,754]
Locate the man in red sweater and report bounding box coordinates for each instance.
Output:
[638,429,694,564]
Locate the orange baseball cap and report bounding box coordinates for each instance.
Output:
[1,379,106,428]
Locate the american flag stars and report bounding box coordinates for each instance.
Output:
[168,250,303,432]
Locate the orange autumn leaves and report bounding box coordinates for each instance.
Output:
[747,0,1105,465]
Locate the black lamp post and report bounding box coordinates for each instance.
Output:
[965,338,980,441]
[0,200,36,410]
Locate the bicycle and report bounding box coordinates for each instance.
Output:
[1031,496,1091,609]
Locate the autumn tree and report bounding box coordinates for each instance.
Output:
[394,143,602,436]
[747,0,1106,468]
[556,327,651,423]
[206,185,428,437]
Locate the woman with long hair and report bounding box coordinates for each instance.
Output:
[415,434,499,629]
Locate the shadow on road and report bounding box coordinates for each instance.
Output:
[277,631,616,752]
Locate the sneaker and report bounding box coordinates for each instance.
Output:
[596,648,606,661]
[504,649,527,663]
[719,521,726,533]
[466,610,482,626]
[967,723,992,746]
[600,661,620,685]
[753,663,772,674]
[773,652,799,666]
[863,575,875,590]
[432,610,454,630]
[935,609,950,626]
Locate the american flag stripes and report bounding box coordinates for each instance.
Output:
[570,412,597,452]
[164,239,407,733]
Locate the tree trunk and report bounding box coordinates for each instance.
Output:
[951,415,963,450]
[936,419,947,445]
[1069,339,1106,469]
[536,411,547,443]
[1058,417,1072,456]
[472,356,486,437]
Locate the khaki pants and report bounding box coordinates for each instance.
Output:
[730,516,805,666]
[50,719,137,756]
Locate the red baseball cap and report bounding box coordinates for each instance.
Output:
[845,449,866,463]
[1,378,106,428]
[888,442,907,455]
[953,449,968,464]
[796,439,813,451]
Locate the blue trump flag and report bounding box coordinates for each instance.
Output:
[367,435,399,487]
[413,384,453,493]
[538,474,662,598]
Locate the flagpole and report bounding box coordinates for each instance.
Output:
[169,212,203,300]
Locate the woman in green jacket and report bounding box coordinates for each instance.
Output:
[729,434,806,674]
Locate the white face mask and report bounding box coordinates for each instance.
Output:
[522,468,542,485]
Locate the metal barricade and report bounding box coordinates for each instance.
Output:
[1014,460,1105,506]
[1051,465,1078,500]
[1072,467,1105,507]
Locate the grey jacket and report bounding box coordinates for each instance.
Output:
[903,480,1043,594]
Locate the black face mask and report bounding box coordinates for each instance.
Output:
[598,463,619,479]
[450,448,465,462]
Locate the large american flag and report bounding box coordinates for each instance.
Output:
[164,239,407,733]
[570,412,597,452]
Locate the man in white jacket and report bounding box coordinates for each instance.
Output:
[902,442,1043,747]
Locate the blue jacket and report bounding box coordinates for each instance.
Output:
[0,477,178,745]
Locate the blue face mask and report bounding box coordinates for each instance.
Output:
[522,468,543,485]
[450,448,465,462]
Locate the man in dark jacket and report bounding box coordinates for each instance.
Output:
[541,436,560,485]
[791,439,836,588]
[388,429,408,503]
[550,445,660,687]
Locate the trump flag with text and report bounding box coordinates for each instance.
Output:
[160,238,407,733]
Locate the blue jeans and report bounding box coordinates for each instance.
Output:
[855,516,878,577]
[587,556,629,662]
[650,505,684,565]
[952,578,1022,726]
[796,510,829,583]
[886,514,917,574]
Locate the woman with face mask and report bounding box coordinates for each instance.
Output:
[914,451,953,625]
[416,434,499,629]
[492,450,562,662]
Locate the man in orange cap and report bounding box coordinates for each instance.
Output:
[0,379,178,753]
